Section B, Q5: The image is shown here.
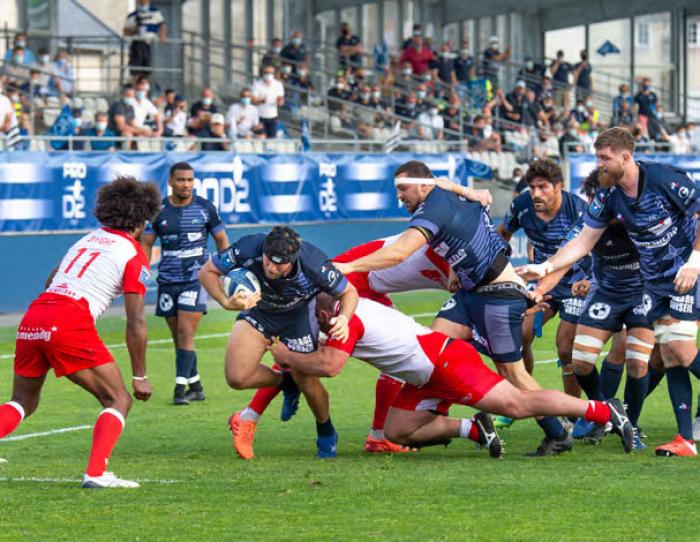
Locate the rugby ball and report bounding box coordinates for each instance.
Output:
[222,268,261,298]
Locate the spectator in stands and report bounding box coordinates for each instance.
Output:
[469,114,502,152]
[353,84,378,139]
[442,94,463,139]
[550,50,573,109]
[511,167,527,197]
[30,49,54,95]
[573,49,593,101]
[559,120,584,155]
[634,77,658,134]
[2,46,31,84]
[226,88,263,139]
[336,22,362,69]
[61,108,86,150]
[373,39,389,74]
[124,0,167,78]
[327,75,352,112]
[612,83,634,125]
[189,87,218,131]
[20,69,43,98]
[279,64,294,86]
[196,113,228,151]
[648,105,670,143]
[86,112,117,151]
[162,88,177,115]
[399,33,433,76]
[505,81,528,124]
[540,92,558,129]
[522,88,541,128]
[48,48,74,97]
[402,24,422,51]
[533,129,559,159]
[568,99,589,125]
[433,43,456,85]
[488,87,516,127]
[281,31,306,70]
[133,76,162,137]
[582,98,600,132]
[370,84,386,108]
[292,63,315,106]
[415,83,430,113]
[395,91,420,122]
[518,56,545,92]
[615,99,635,127]
[3,32,35,66]
[163,95,187,137]
[631,122,653,152]
[108,84,146,146]
[253,66,285,138]
[454,41,474,85]
[0,84,18,138]
[417,104,444,141]
[262,38,284,69]
[481,36,511,87]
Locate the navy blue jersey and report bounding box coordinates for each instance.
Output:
[568,218,641,291]
[146,196,224,284]
[408,187,508,291]
[211,234,348,313]
[504,190,591,288]
[584,161,700,281]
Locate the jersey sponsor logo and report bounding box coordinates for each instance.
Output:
[178,290,199,307]
[158,292,174,312]
[670,294,696,314]
[139,265,151,286]
[434,241,450,258]
[447,248,466,266]
[587,302,611,320]
[589,197,604,217]
[633,226,677,249]
[647,217,672,237]
[633,294,652,316]
[162,247,205,259]
[187,232,203,242]
[16,326,57,342]
[286,334,315,353]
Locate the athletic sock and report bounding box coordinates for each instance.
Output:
[459,417,480,443]
[279,371,298,393]
[175,349,195,385]
[537,416,566,439]
[584,400,611,425]
[369,428,385,440]
[666,366,694,441]
[624,374,648,428]
[575,367,604,401]
[240,407,261,423]
[688,351,700,380]
[249,387,281,416]
[646,366,665,397]
[85,408,125,477]
[316,417,335,437]
[0,401,25,439]
[600,358,624,399]
[187,351,200,387]
[372,375,403,431]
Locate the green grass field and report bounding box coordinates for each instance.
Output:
[0,290,698,541]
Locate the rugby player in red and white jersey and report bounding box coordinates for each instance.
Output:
[267,293,636,456]
[230,233,455,457]
[0,177,161,488]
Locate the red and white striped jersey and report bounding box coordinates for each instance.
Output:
[325,298,450,386]
[46,227,150,320]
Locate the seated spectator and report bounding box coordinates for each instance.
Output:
[370,84,387,109]
[568,99,589,125]
[262,38,284,70]
[441,95,463,139]
[505,81,528,124]
[488,87,515,127]
[522,89,541,128]
[2,46,31,84]
[395,91,420,121]
[395,62,415,98]
[86,112,117,151]
[539,93,558,129]
[196,113,228,151]
[533,129,560,159]
[336,22,362,69]
[433,43,456,85]
[417,105,444,140]
[631,122,653,152]
[108,84,147,146]
[253,66,285,138]
[559,120,584,155]
[614,99,635,127]
[327,75,353,113]
[48,48,74,97]
[415,83,430,113]
[346,66,368,93]
[280,31,306,70]
[226,88,263,139]
[20,70,44,98]
[612,84,634,125]
[30,49,55,95]
[291,63,314,106]
[468,114,502,152]
[164,95,188,136]
[353,84,379,139]
[399,34,433,76]
[189,87,218,131]
[580,99,599,132]
[537,74,554,98]
[512,167,527,197]
[3,32,35,65]
[133,76,162,137]
[518,56,545,91]
[162,88,177,115]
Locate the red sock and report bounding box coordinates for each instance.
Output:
[372,375,404,431]
[468,419,480,442]
[0,402,25,439]
[85,408,125,477]
[584,400,611,425]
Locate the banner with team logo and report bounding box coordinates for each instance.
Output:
[0,151,492,233]
[568,153,700,195]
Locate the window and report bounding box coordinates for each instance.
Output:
[636,21,650,48]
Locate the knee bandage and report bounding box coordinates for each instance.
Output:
[667,320,698,343]
[625,335,654,363]
[572,335,603,365]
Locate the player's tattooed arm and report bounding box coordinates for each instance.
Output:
[124,293,152,401]
[267,338,350,377]
[44,265,59,289]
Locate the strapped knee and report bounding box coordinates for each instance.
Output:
[654,318,671,345]
[572,335,603,365]
[667,320,698,344]
[625,335,654,364]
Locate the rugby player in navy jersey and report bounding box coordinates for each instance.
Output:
[533,168,655,449]
[498,159,591,401]
[334,160,575,456]
[142,162,229,405]
[198,226,358,459]
[521,127,700,456]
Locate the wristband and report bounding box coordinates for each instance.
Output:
[132,375,148,381]
[685,250,700,269]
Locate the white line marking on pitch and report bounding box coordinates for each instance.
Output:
[1,424,92,442]
[0,476,180,484]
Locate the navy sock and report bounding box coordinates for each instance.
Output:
[537,416,566,439]
[575,367,604,401]
[175,348,194,382]
[600,358,624,399]
[316,417,335,437]
[688,351,700,380]
[666,366,694,440]
[188,351,199,379]
[279,371,298,393]
[623,374,648,428]
[645,366,665,398]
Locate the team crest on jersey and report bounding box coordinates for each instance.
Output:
[159,293,174,312]
[441,297,457,312]
[633,294,652,316]
[588,302,611,320]
[139,266,151,285]
[589,197,604,217]
[321,264,339,284]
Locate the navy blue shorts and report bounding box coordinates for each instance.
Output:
[237,300,319,353]
[156,281,208,317]
[578,284,652,332]
[545,283,584,324]
[646,279,700,323]
[436,285,527,363]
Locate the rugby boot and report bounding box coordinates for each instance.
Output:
[82,471,140,489]
[280,375,301,422]
[572,418,595,439]
[229,411,256,460]
[655,435,698,457]
[526,432,573,456]
[606,398,634,453]
[173,384,190,406]
[473,412,504,458]
[316,430,338,459]
[364,435,416,453]
[632,427,646,451]
[185,381,205,402]
[493,415,514,429]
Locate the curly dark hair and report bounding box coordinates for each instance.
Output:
[94,176,161,232]
[524,159,564,186]
[263,226,302,264]
[581,168,600,199]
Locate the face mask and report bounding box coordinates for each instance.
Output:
[590,130,599,139]
[342,29,349,36]
[298,70,307,77]
[138,4,149,12]
[402,69,412,76]
[513,176,521,184]
[292,38,302,46]
[263,73,274,81]
[360,92,370,101]
[336,83,345,90]
[124,97,136,106]
[10,94,19,103]
[136,90,146,100]
[347,76,355,84]
[430,108,439,116]
[490,44,498,50]
[241,96,251,106]
[407,103,416,110]
[585,101,593,108]
[202,97,212,106]
[272,46,282,54]
[417,90,426,99]
[57,58,67,66]
[14,54,24,64]
[525,61,534,70]
[71,117,82,129]
[15,40,26,48]
[568,128,577,136]
[281,66,292,74]
[95,121,107,131]
[372,91,381,100]
[40,54,50,64]
[576,105,585,113]
[422,73,431,82]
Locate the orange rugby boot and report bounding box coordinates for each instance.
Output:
[229,411,257,460]
[655,434,697,457]
[364,434,417,453]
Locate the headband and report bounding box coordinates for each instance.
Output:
[393,176,436,187]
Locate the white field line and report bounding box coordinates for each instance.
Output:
[0,476,180,484]
[1,425,92,442]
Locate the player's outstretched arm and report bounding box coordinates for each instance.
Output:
[124,293,152,401]
[334,228,426,275]
[434,177,493,207]
[329,282,359,342]
[267,339,350,377]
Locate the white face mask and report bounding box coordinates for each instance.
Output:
[429,108,439,116]
[96,121,108,131]
[372,91,381,100]
[40,54,50,64]
[263,73,274,81]
[417,90,426,99]
[202,97,212,105]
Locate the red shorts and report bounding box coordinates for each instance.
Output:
[14,293,114,378]
[393,339,504,415]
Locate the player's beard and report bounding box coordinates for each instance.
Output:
[598,163,623,188]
